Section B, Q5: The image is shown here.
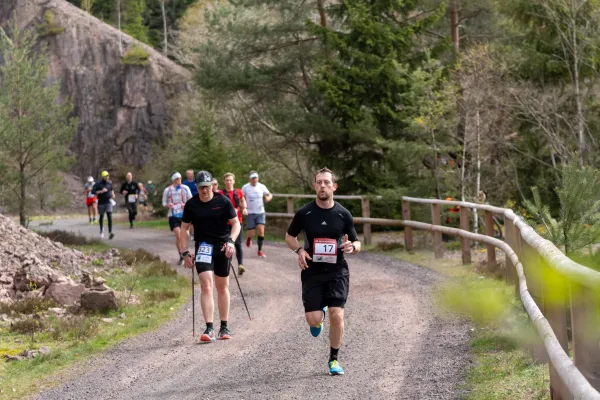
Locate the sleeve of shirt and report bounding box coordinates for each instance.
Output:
[344,209,359,242]
[287,210,304,237]
[183,186,192,202]
[133,182,140,194]
[237,189,244,199]
[262,183,270,195]
[119,183,126,194]
[182,201,193,224]
[91,183,97,195]
[225,197,237,219]
[162,188,168,207]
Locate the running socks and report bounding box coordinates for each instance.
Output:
[330,347,339,362]
[258,236,264,251]
[220,320,227,328]
[206,322,214,330]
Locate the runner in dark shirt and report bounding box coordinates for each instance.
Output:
[119,172,140,228]
[285,168,361,376]
[92,171,115,240]
[180,171,240,343]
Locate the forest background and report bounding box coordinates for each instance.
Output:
[5,0,600,226]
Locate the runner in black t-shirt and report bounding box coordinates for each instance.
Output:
[92,171,116,240]
[180,171,241,343]
[285,168,361,376]
[119,172,140,229]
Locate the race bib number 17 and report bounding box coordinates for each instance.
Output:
[313,238,338,264]
[196,242,213,264]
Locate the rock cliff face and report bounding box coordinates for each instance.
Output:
[0,0,191,176]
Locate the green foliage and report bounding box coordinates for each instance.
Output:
[123,0,149,43]
[0,298,57,315]
[37,10,66,37]
[120,45,150,65]
[37,230,103,246]
[48,314,99,342]
[0,16,77,225]
[523,163,600,255]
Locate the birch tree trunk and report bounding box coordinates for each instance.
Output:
[474,108,481,234]
[117,0,123,56]
[161,0,168,55]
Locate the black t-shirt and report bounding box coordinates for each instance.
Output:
[120,181,139,196]
[92,180,113,205]
[182,193,237,244]
[287,201,359,270]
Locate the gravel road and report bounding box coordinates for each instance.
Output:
[31,216,470,400]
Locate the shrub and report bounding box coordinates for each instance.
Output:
[11,317,45,338]
[121,46,150,65]
[38,10,66,37]
[145,289,179,302]
[38,230,102,246]
[121,248,160,266]
[141,261,177,277]
[49,315,99,342]
[0,297,57,315]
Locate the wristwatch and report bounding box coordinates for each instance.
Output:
[293,247,303,254]
[227,238,236,245]
[351,243,356,253]
[182,251,191,258]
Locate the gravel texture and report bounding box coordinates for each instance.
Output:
[32,217,470,400]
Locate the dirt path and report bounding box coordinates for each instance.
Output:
[31,217,470,399]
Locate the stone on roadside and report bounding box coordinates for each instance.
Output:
[48,307,66,315]
[101,318,113,323]
[119,312,126,319]
[80,289,118,312]
[38,346,51,355]
[46,282,85,306]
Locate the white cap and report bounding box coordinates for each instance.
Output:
[148,180,152,184]
[249,172,259,179]
[171,172,182,181]
[87,176,94,183]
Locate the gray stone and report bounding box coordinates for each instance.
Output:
[80,289,118,312]
[119,312,126,319]
[101,318,113,323]
[38,346,51,355]
[46,282,85,306]
[47,307,66,315]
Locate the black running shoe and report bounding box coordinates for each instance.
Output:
[200,327,216,343]
[109,232,115,240]
[218,326,232,340]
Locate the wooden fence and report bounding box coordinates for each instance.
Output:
[267,194,600,399]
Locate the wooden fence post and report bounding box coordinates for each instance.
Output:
[503,218,517,285]
[484,210,497,269]
[459,207,471,265]
[541,261,570,399]
[520,239,549,365]
[361,197,372,245]
[287,197,294,215]
[402,200,413,251]
[571,283,600,392]
[431,204,443,258]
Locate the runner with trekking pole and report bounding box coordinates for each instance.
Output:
[180,171,242,342]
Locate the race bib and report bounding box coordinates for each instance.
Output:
[128,194,137,203]
[87,192,95,198]
[195,242,213,264]
[313,238,338,264]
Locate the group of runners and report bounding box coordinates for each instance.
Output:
[83,171,155,238]
[82,167,361,376]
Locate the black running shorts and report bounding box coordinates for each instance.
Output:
[194,242,231,278]
[168,216,182,231]
[301,266,349,313]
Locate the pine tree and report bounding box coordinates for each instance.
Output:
[0,17,77,226]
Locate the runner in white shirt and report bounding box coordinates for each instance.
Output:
[162,172,193,265]
[241,171,272,258]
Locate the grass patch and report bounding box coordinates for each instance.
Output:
[384,247,550,400]
[0,256,188,399]
[0,298,57,315]
[118,218,170,231]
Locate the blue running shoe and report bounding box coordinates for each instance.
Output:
[329,360,344,375]
[309,306,328,337]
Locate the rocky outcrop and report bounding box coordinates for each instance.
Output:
[0,0,192,175]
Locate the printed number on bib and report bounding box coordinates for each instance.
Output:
[128,194,137,203]
[173,204,183,218]
[196,242,213,264]
[313,238,338,264]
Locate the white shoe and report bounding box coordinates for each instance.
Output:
[100,232,104,238]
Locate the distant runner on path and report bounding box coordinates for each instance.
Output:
[92,171,115,240]
[180,171,240,342]
[162,172,193,265]
[285,168,361,376]
[83,176,97,224]
[182,169,198,197]
[219,172,248,275]
[120,172,140,229]
[242,171,272,258]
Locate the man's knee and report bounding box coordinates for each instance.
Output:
[329,308,344,326]
[305,311,323,327]
[199,274,213,293]
[215,277,229,295]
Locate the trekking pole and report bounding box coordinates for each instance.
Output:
[230,259,252,321]
[192,262,195,337]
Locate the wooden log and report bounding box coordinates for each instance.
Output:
[287,197,294,215]
[431,204,443,258]
[571,283,600,392]
[484,210,497,269]
[459,206,471,265]
[402,200,413,251]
